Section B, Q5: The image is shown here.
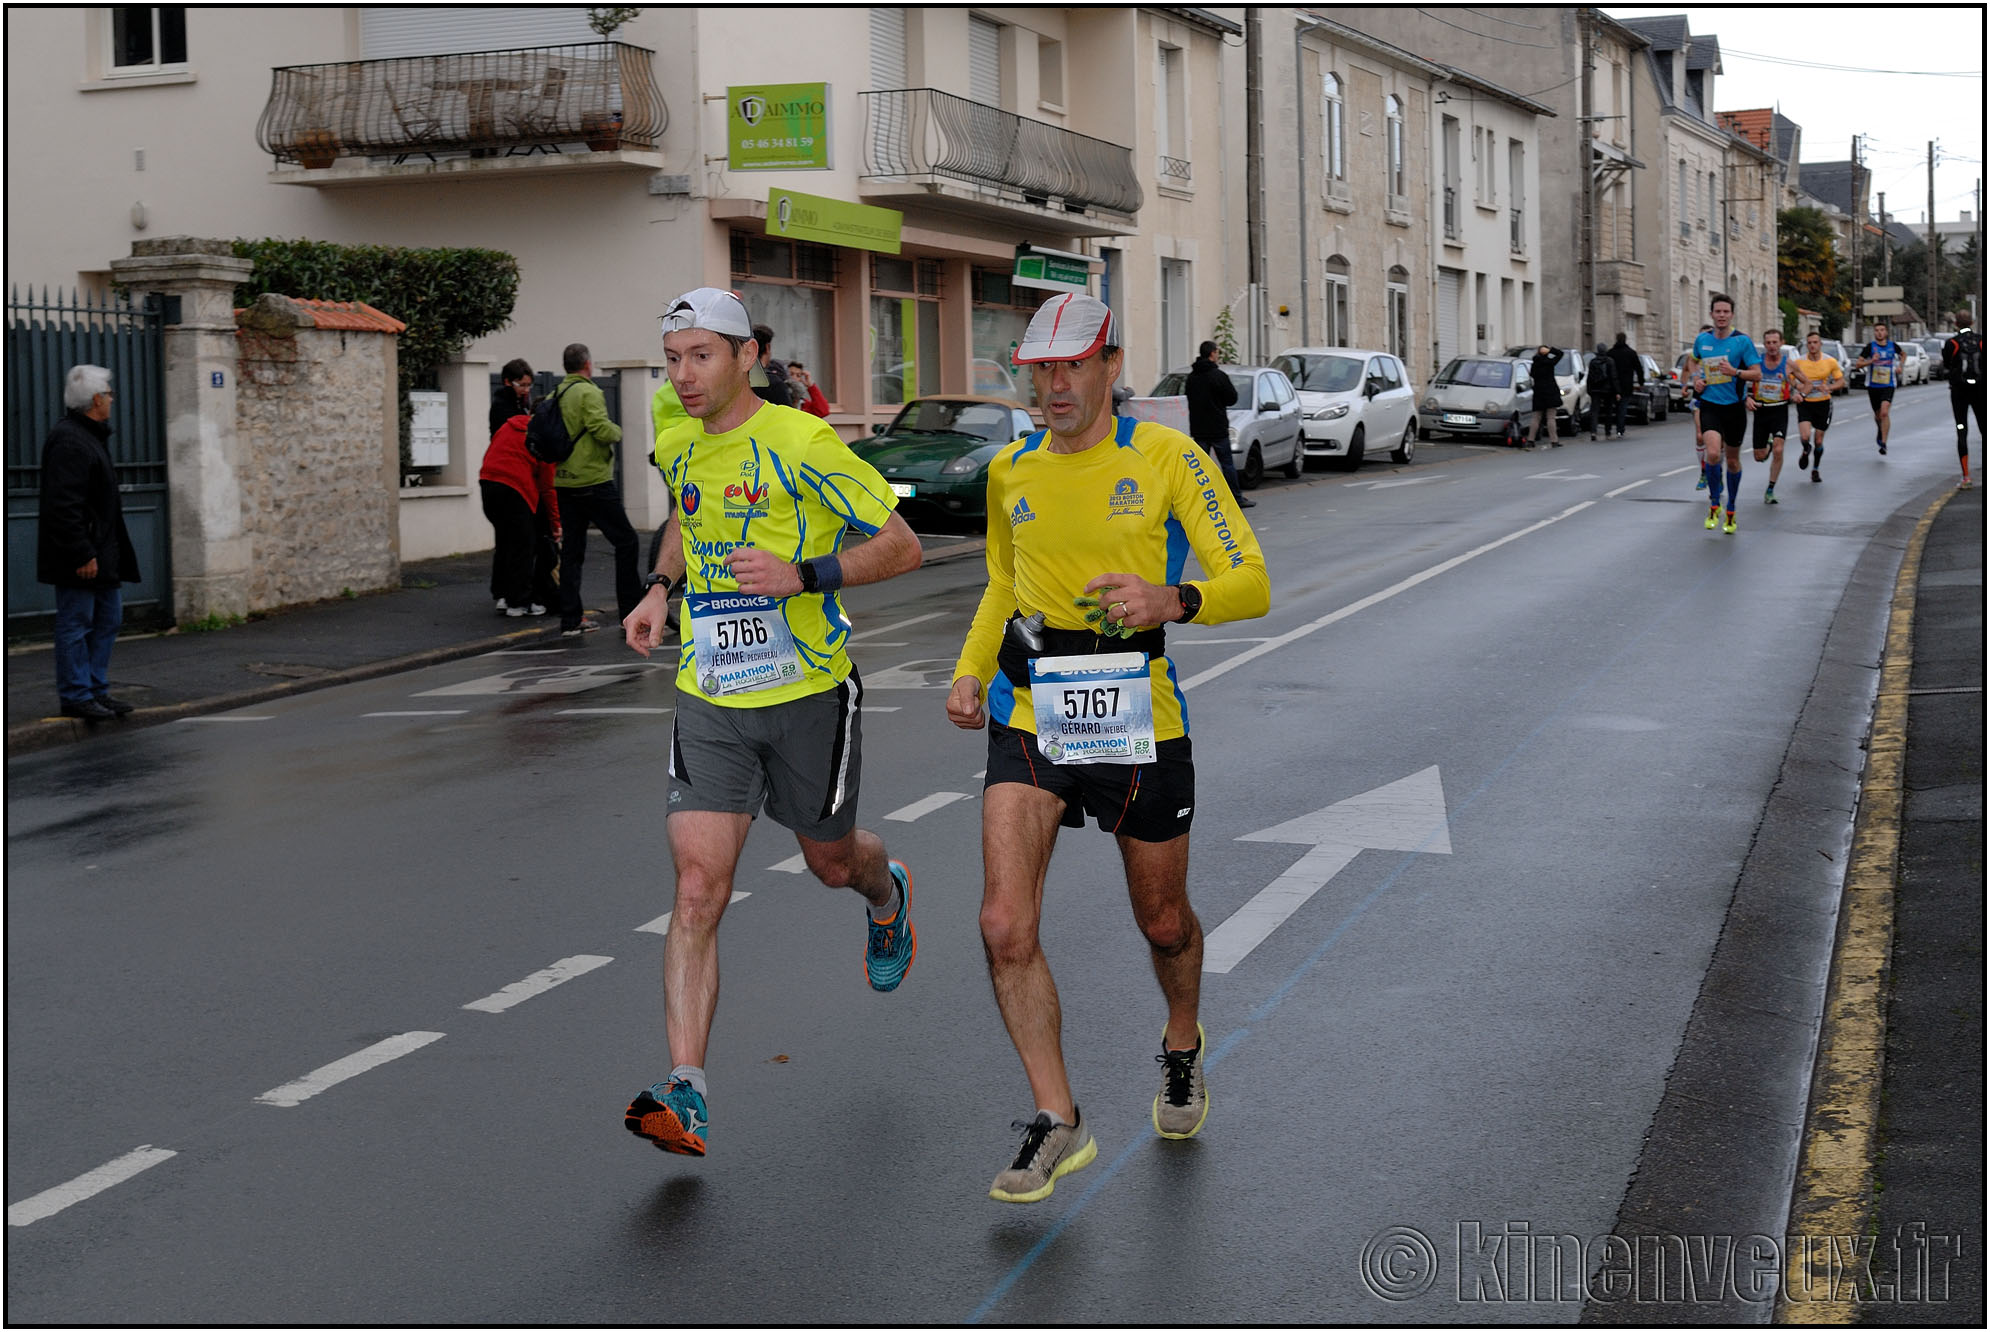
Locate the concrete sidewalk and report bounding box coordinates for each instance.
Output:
[4,528,984,755]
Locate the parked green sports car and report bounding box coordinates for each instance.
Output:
[849,396,1037,524]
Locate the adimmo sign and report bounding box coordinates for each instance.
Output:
[727,83,831,170]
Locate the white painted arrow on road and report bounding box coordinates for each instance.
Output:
[1526,467,1601,480]
[1344,476,1443,490]
[1203,766,1453,973]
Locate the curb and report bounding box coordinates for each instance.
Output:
[5,537,989,759]
[4,620,566,757]
[1775,485,1955,1323]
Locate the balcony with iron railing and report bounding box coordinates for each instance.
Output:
[256,42,667,185]
[1510,207,1525,255]
[1442,185,1461,241]
[860,88,1141,237]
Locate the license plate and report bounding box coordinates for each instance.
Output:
[1441,413,1476,426]
[888,482,916,498]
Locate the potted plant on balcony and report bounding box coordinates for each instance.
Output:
[581,109,623,152]
[285,70,342,169]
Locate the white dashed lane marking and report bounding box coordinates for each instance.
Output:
[8,1147,178,1227]
[253,1032,446,1108]
[635,892,751,934]
[884,792,968,822]
[463,955,615,1013]
[556,707,673,715]
[364,710,468,718]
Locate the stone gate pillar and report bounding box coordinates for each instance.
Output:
[108,236,256,622]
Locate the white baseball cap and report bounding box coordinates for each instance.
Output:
[1012,293,1119,364]
[658,287,754,340]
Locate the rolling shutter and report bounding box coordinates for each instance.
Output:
[870,8,907,90]
[360,7,594,60]
[1437,269,1463,365]
[968,16,1001,107]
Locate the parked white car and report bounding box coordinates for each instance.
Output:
[1270,347,1419,469]
[1149,364,1303,488]
[1897,341,1930,385]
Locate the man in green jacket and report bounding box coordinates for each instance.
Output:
[553,342,639,635]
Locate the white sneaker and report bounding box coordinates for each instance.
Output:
[506,606,528,618]
[494,598,509,615]
[527,603,548,616]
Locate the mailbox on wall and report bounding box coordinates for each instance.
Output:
[409,390,449,468]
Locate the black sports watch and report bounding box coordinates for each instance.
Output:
[643,572,676,593]
[1173,582,1203,623]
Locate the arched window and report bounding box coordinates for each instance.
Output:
[1387,266,1410,363]
[1325,254,1351,346]
[1321,72,1346,184]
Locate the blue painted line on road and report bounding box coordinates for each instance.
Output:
[967,530,1743,1323]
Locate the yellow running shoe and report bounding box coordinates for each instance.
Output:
[1723,512,1737,535]
[1705,506,1720,530]
[989,1107,1097,1203]
[1154,1021,1210,1139]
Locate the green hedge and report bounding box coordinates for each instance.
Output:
[232,238,521,470]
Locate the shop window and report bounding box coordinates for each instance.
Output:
[729,232,840,402]
[970,267,1038,405]
[872,257,944,405]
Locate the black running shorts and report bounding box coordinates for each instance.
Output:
[1700,400,1748,449]
[1867,385,1895,409]
[1752,404,1790,450]
[985,721,1194,843]
[1796,400,1833,432]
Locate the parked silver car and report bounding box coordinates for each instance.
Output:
[1149,364,1303,488]
[1420,356,1534,440]
[1271,347,1419,469]
[1504,345,1593,433]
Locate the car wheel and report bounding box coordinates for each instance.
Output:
[1391,419,1415,464]
[1241,442,1264,490]
[1282,443,1303,479]
[1335,426,1365,471]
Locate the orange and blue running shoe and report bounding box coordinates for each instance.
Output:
[866,860,917,992]
[626,1078,708,1156]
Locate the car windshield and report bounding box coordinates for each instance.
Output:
[1150,370,1255,402]
[1434,358,1513,388]
[886,400,1017,443]
[1271,354,1365,392]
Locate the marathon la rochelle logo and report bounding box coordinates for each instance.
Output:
[1009,495,1037,528]
[680,482,702,516]
[1107,476,1145,520]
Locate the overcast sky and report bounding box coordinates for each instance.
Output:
[1605,6,1985,228]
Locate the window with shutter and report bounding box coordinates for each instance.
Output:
[968,16,1001,107]
[870,7,907,90]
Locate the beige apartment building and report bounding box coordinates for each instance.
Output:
[5,6,1244,562]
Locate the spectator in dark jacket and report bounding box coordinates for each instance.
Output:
[751,324,798,408]
[490,357,535,438]
[1608,333,1643,436]
[1526,345,1563,448]
[1184,340,1251,506]
[37,364,140,720]
[1589,343,1620,440]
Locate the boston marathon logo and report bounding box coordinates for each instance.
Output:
[1107,476,1145,520]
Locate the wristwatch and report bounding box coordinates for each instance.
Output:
[1173,582,1203,623]
[643,572,675,593]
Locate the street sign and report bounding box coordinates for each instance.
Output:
[1203,765,1454,973]
[766,188,901,254]
[1863,302,1908,317]
[1013,252,1091,293]
[1862,285,1904,302]
[726,83,831,170]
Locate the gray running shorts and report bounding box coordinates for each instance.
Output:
[667,670,864,841]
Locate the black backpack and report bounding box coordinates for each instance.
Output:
[525,383,587,465]
[1588,356,1617,396]
[1952,330,1982,381]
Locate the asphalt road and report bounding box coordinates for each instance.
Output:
[5,389,1961,1323]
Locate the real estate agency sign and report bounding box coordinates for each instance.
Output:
[727,83,831,170]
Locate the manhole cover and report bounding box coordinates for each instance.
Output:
[247,662,332,679]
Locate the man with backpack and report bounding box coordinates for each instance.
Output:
[1608,332,1643,437]
[546,342,638,636]
[1588,344,1619,440]
[1944,312,1983,489]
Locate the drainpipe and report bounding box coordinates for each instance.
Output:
[1294,20,1311,346]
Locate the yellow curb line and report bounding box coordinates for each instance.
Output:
[1775,486,1956,1323]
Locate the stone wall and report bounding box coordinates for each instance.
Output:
[234,294,401,610]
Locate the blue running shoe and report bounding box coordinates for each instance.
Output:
[1696,472,1708,491]
[866,860,917,992]
[626,1078,708,1156]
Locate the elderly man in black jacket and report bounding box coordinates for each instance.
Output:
[1185,340,1253,507]
[37,364,141,720]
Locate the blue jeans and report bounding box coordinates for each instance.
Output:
[53,583,123,704]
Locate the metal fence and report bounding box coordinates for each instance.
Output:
[256,41,666,165]
[862,88,1141,218]
[6,287,169,619]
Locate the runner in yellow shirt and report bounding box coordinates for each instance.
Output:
[946,293,1270,1201]
[620,288,925,1159]
[1789,330,1845,483]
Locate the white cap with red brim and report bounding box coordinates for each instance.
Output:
[1012,293,1119,365]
